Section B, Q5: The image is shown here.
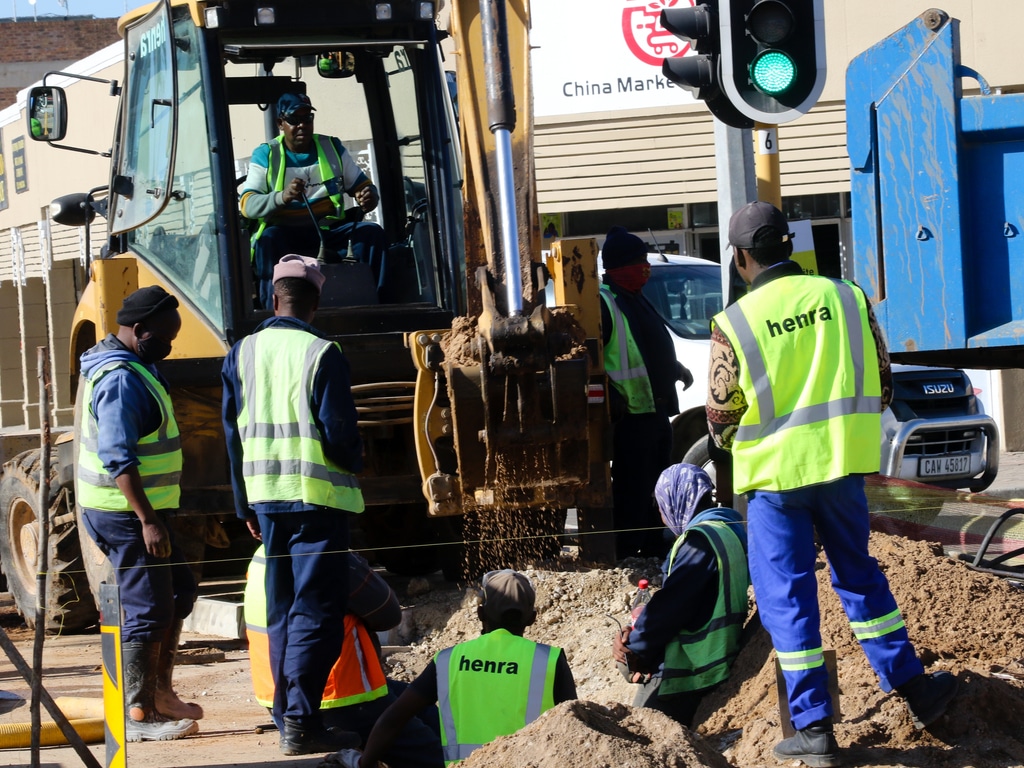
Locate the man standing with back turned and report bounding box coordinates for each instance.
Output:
[222,254,365,755]
[707,202,957,767]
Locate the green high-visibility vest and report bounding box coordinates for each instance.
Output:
[77,361,182,511]
[236,328,364,512]
[435,630,560,765]
[599,285,655,414]
[248,134,348,259]
[660,518,749,695]
[712,275,882,494]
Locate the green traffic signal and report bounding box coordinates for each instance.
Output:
[750,49,797,94]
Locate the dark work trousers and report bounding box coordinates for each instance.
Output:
[259,509,350,726]
[81,508,197,644]
[254,220,389,308]
[611,409,674,560]
[629,672,713,729]
[323,680,444,768]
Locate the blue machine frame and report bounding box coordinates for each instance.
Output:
[847,8,1024,368]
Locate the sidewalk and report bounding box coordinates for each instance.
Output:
[984,451,1024,501]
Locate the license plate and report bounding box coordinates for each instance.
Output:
[918,454,971,478]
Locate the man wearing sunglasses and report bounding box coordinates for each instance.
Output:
[241,92,388,308]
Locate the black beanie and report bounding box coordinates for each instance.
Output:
[116,286,180,326]
[602,227,648,270]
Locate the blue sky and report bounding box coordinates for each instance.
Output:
[1,0,147,20]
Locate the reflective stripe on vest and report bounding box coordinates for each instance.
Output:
[249,134,347,258]
[599,286,655,414]
[712,276,882,494]
[244,547,386,708]
[435,631,558,765]
[660,519,749,695]
[77,361,182,511]
[236,328,364,512]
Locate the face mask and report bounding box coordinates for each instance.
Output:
[136,334,173,364]
[607,263,650,294]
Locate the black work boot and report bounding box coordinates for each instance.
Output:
[279,716,360,756]
[772,718,841,767]
[897,670,958,730]
[122,641,198,742]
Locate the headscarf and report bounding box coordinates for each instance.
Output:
[654,462,715,537]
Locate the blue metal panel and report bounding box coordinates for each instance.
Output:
[846,10,1024,368]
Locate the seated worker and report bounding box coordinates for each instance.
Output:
[241,92,388,308]
[356,569,577,766]
[612,462,750,728]
[245,545,444,767]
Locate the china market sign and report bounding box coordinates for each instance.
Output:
[531,0,701,117]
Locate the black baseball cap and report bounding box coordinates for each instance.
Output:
[728,201,793,249]
[277,93,315,118]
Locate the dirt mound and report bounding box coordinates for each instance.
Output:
[460,700,732,768]
[385,532,1024,768]
[698,535,1024,768]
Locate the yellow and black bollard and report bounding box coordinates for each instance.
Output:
[100,583,126,768]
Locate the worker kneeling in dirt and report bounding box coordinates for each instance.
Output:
[245,545,444,768]
[613,463,750,728]
[354,569,577,767]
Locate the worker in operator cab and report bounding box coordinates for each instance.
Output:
[241,92,389,309]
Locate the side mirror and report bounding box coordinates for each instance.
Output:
[316,51,356,79]
[50,192,97,228]
[27,86,68,142]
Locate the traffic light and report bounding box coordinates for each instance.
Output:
[719,0,826,124]
[661,2,753,129]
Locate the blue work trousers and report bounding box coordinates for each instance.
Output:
[254,221,388,309]
[746,475,924,729]
[259,509,350,725]
[81,508,197,644]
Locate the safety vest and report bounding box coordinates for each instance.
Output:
[660,519,749,695]
[77,360,182,511]
[244,546,387,709]
[248,134,348,258]
[712,275,882,494]
[236,328,364,512]
[435,630,560,765]
[599,285,655,414]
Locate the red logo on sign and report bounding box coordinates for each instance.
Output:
[622,0,692,67]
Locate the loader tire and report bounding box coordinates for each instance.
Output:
[0,449,99,632]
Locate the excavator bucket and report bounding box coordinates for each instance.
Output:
[411,268,592,516]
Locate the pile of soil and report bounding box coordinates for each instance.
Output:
[384,532,1024,768]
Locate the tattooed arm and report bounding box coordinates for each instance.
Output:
[864,299,893,412]
[706,324,747,451]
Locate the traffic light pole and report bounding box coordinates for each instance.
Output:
[754,122,782,208]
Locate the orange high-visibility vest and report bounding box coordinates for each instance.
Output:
[245,547,388,709]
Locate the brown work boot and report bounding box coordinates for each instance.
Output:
[155,620,204,720]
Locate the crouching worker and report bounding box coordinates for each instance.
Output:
[245,545,444,768]
[612,463,750,728]
[356,569,577,767]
